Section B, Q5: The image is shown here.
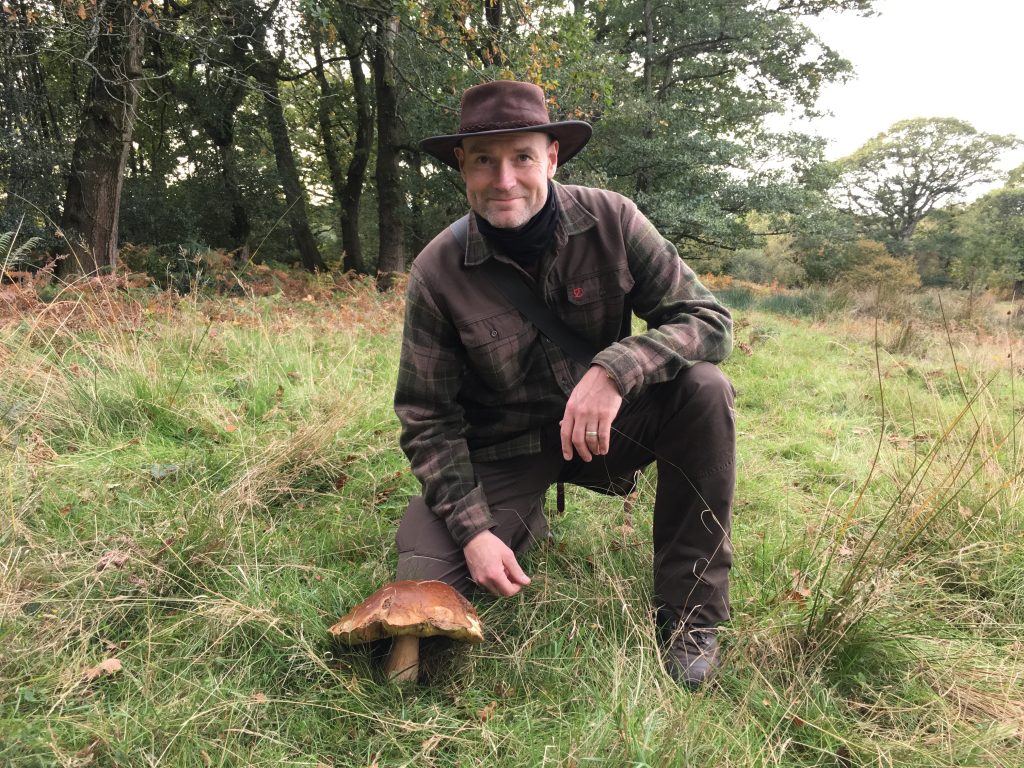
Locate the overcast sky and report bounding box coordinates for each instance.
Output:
[794,0,1023,173]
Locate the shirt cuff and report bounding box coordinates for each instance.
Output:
[445,484,496,548]
[594,343,644,399]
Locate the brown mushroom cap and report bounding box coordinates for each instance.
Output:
[329,580,484,644]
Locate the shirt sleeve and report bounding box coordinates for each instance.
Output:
[393,265,495,548]
[592,201,733,398]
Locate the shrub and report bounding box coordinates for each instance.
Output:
[841,246,921,297]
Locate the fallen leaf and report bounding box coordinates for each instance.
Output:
[477,700,498,721]
[783,569,811,604]
[253,692,268,703]
[224,424,237,433]
[82,657,122,682]
[787,714,807,728]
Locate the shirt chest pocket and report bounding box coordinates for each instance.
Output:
[563,267,634,307]
[456,309,537,392]
[557,267,635,340]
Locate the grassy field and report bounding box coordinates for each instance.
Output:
[2,272,1023,767]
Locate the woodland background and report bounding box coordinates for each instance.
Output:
[2,0,1021,296]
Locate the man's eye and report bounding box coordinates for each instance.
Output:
[517,154,533,163]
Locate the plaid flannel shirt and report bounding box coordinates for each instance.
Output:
[394,183,732,547]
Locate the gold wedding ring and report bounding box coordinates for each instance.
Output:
[585,431,598,437]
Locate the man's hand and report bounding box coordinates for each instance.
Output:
[463,530,531,596]
[560,365,623,461]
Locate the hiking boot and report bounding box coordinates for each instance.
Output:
[658,615,720,689]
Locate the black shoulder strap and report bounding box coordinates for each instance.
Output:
[449,214,628,366]
[478,258,598,366]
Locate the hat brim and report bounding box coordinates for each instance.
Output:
[420,121,593,170]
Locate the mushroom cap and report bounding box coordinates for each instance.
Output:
[329,580,484,644]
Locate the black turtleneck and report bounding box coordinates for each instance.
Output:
[474,181,559,273]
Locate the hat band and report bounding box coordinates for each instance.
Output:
[459,119,550,134]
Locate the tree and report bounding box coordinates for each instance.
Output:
[310,9,373,274]
[572,0,873,251]
[835,118,1020,253]
[1,0,893,285]
[909,208,963,286]
[58,0,147,275]
[372,10,405,288]
[1,2,68,233]
[955,185,1024,293]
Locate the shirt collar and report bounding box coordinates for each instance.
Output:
[462,181,598,267]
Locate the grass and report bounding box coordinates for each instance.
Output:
[2,273,1023,766]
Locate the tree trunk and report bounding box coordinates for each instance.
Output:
[219,141,251,261]
[312,34,350,268]
[255,61,326,272]
[484,0,505,66]
[313,25,372,275]
[155,28,251,259]
[58,0,143,276]
[373,15,405,290]
[340,22,374,275]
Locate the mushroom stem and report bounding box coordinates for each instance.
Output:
[384,635,420,682]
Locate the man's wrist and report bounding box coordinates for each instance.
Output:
[592,364,622,395]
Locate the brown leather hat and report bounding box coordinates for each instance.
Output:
[420,80,592,170]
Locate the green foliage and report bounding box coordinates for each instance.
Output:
[727,232,807,287]
[909,208,963,286]
[1,228,44,267]
[792,203,862,283]
[841,240,921,292]
[953,186,1024,293]
[835,117,1021,250]
[571,0,870,250]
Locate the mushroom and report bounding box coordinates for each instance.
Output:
[329,580,484,682]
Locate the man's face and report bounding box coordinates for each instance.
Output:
[454,132,559,229]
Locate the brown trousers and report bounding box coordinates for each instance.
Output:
[395,361,736,626]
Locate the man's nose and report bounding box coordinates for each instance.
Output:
[492,160,516,190]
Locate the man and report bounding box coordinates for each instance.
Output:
[393,80,735,687]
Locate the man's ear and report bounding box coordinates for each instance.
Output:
[454,146,466,175]
[547,140,559,179]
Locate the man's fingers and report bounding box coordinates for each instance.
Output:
[572,420,594,462]
[464,531,531,597]
[503,553,531,587]
[561,366,623,461]
[559,416,574,460]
